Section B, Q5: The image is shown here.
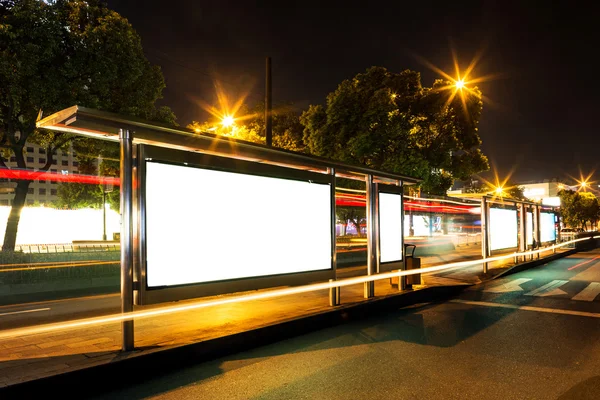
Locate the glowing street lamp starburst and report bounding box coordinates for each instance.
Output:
[222,115,235,127]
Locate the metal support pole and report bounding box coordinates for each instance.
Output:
[364,174,376,298]
[481,197,489,274]
[120,129,134,351]
[399,180,406,291]
[329,168,339,306]
[534,205,541,260]
[519,203,525,262]
[329,279,340,306]
[265,57,272,147]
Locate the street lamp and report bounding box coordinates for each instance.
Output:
[222,115,234,128]
[455,79,465,89]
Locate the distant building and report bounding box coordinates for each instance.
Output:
[518,181,563,206]
[0,142,82,206]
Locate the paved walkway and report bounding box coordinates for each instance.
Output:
[0,246,564,389]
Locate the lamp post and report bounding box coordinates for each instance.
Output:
[102,190,107,241]
[102,182,113,241]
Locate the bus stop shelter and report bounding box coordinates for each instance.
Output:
[37,105,421,350]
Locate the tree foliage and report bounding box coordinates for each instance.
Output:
[0,0,174,250]
[558,190,599,230]
[300,67,489,195]
[187,102,305,152]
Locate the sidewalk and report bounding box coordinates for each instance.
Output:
[0,246,568,391]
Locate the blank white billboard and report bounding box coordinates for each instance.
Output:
[489,208,518,250]
[379,192,403,263]
[540,212,557,243]
[145,162,332,287]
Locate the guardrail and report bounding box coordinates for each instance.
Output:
[0,235,596,341]
[454,233,482,247]
[1,242,120,253]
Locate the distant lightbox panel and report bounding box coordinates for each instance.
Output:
[526,212,533,246]
[379,192,403,263]
[489,208,518,251]
[540,212,557,243]
[144,161,333,289]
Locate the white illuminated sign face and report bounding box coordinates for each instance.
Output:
[379,192,403,263]
[526,212,533,246]
[540,212,557,242]
[145,162,332,287]
[489,208,518,250]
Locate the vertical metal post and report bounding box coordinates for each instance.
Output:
[519,202,525,263]
[329,279,340,306]
[265,57,272,147]
[329,168,340,306]
[399,180,406,291]
[120,129,134,351]
[481,197,489,274]
[535,205,541,259]
[364,174,376,298]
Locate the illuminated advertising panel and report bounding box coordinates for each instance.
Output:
[145,161,332,288]
[540,212,557,243]
[379,192,402,263]
[489,207,518,250]
[526,211,533,246]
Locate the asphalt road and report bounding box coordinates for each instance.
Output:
[87,248,600,400]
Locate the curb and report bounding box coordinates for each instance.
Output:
[0,284,466,397]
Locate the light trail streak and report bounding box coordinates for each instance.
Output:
[567,254,600,271]
[0,260,100,268]
[404,195,480,206]
[0,308,51,317]
[0,236,594,341]
[0,260,118,273]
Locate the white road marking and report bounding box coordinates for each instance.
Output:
[572,282,600,302]
[526,280,568,297]
[483,278,532,293]
[0,307,50,317]
[450,299,600,319]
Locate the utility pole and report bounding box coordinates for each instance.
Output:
[265,56,272,147]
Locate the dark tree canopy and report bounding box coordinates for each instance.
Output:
[0,0,175,250]
[300,66,489,195]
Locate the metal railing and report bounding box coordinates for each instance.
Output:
[1,242,120,253]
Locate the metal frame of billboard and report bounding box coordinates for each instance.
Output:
[134,144,336,305]
[377,183,404,273]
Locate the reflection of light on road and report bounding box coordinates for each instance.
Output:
[0,237,594,341]
[0,260,118,273]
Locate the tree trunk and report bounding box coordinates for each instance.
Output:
[2,180,31,251]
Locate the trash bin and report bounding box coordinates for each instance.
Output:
[404,243,421,288]
[390,243,421,289]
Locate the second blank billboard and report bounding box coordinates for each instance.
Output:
[489,207,518,250]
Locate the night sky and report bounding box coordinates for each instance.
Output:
[106,0,599,185]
